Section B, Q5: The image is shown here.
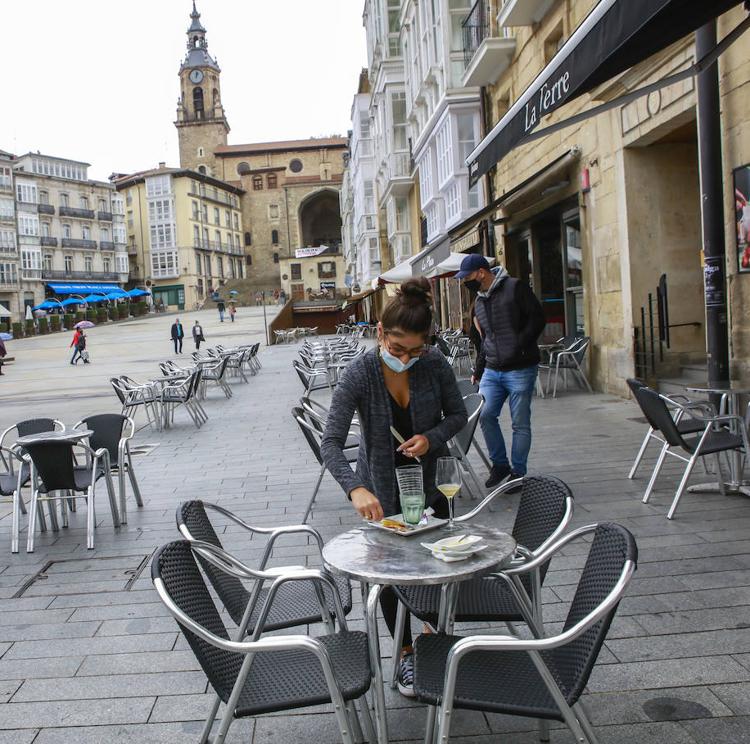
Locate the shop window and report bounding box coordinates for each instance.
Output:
[318,261,336,279]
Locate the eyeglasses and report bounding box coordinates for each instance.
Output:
[384,333,428,359]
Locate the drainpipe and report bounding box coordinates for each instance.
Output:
[696,21,729,384]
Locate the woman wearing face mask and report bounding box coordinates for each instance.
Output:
[321,277,468,696]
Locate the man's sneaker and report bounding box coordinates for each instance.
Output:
[505,473,525,493]
[397,652,416,697]
[485,464,511,488]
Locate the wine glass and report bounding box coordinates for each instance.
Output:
[436,457,461,531]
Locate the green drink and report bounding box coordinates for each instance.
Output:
[400,491,426,526]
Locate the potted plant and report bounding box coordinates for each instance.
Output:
[37,317,49,334]
[50,316,61,332]
[118,304,129,320]
[63,313,73,329]
[11,322,22,339]
[96,308,108,324]
[75,311,85,323]
[24,319,35,337]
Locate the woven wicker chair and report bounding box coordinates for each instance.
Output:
[177,500,353,635]
[390,475,573,687]
[413,522,637,744]
[152,540,374,744]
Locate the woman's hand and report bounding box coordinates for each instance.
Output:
[397,434,430,459]
[350,487,384,522]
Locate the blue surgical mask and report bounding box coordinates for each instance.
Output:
[380,346,420,373]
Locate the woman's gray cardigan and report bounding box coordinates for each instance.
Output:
[320,347,468,517]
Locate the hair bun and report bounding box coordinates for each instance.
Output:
[398,277,432,306]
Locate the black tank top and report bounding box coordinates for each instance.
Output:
[389,392,413,469]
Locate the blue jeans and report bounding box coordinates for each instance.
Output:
[478,365,538,475]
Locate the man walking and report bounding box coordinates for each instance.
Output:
[217,300,226,323]
[456,254,545,488]
[171,318,185,354]
[192,320,205,350]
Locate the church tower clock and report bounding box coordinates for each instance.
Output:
[175,2,229,175]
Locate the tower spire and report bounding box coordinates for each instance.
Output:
[181,1,219,71]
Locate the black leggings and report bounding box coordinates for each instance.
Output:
[379,495,450,649]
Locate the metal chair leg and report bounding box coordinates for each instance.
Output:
[127,455,143,507]
[667,454,699,519]
[628,428,654,479]
[26,488,40,553]
[358,695,376,744]
[105,472,120,528]
[423,705,438,744]
[303,464,326,524]
[574,701,601,744]
[390,600,407,688]
[642,443,669,503]
[86,486,96,549]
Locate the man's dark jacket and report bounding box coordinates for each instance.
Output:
[474,268,546,379]
[170,323,184,340]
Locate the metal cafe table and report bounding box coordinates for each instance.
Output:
[323,523,516,744]
[686,381,750,497]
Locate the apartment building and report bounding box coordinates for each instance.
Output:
[0,151,19,320]
[6,153,129,316]
[115,167,244,311]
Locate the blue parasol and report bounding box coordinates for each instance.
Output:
[32,301,58,311]
[61,297,82,307]
[82,294,106,304]
[126,288,151,298]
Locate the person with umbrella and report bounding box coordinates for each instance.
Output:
[170,318,185,354]
[70,327,89,365]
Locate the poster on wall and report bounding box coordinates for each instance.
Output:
[735,163,750,272]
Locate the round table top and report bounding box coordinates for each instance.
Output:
[686,382,750,395]
[16,429,93,446]
[322,523,517,586]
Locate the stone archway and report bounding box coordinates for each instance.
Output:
[298,189,342,250]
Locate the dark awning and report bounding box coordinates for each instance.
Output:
[468,0,747,184]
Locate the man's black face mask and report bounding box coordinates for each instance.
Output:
[463,279,482,294]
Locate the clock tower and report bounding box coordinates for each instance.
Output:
[175,2,229,174]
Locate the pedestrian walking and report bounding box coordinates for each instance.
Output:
[229,304,236,323]
[321,277,467,696]
[69,328,87,365]
[171,318,185,354]
[255,291,262,306]
[192,320,205,350]
[217,301,226,323]
[279,289,287,305]
[456,254,545,489]
[0,337,6,376]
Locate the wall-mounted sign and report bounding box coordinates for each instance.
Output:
[320,281,336,291]
[734,163,750,272]
[295,246,329,259]
[450,227,481,255]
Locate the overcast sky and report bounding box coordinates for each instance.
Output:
[1,1,367,181]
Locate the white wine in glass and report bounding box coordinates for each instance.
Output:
[436,457,461,530]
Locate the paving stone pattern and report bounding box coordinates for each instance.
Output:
[1,313,750,741]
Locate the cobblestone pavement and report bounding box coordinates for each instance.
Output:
[1,312,750,742]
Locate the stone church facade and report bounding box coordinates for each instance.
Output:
[174,3,347,292]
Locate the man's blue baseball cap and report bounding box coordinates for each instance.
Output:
[455,253,491,279]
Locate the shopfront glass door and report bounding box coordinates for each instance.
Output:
[563,211,584,335]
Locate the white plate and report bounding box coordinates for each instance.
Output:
[367,513,448,536]
[428,544,489,562]
[426,534,484,552]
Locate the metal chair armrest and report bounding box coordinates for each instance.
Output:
[503,523,599,576]
[455,478,525,522]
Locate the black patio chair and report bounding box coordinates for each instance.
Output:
[292,406,358,523]
[161,369,207,429]
[177,500,353,634]
[626,378,714,479]
[636,387,750,518]
[446,393,486,499]
[293,359,332,394]
[200,357,232,399]
[390,475,574,687]
[74,414,143,524]
[23,438,120,552]
[413,522,637,744]
[0,418,66,457]
[152,540,373,744]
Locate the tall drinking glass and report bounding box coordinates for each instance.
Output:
[436,457,461,531]
[396,465,425,526]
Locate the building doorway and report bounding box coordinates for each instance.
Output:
[505,199,583,342]
[299,190,343,250]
